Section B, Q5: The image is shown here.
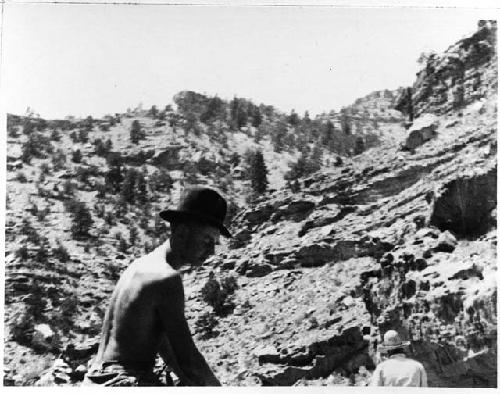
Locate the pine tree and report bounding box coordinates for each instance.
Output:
[289,109,299,126]
[149,105,158,119]
[129,225,139,246]
[52,242,70,263]
[340,109,351,135]
[251,107,262,128]
[308,143,323,173]
[50,129,61,141]
[94,138,104,156]
[70,130,78,143]
[249,150,268,194]
[286,153,308,180]
[84,115,93,131]
[104,138,113,152]
[72,149,82,163]
[229,152,241,167]
[150,168,172,193]
[303,111,311,124]
[120,168,137,204]
[201,96,225,124]
[230,97,239,130]
[130,120,142,144]
[136,171,148,205]
[354,136,365,155]
[70,201,93,238]
[272,121,288,153]
[322,120,335,150]
[78,128,89,143]
[118,235,129,253]
[105,153,123,193]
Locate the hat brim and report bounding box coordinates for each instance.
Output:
[380,341,410,351]
[160,209,232,238]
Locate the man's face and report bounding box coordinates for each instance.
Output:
[176,221,220,266]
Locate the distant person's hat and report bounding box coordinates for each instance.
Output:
[380,330,410,351]
[160,187,232,238]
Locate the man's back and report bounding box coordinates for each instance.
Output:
[370,354,427,387]
[91,243,175,372]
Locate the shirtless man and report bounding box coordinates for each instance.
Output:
[83,187,231,386]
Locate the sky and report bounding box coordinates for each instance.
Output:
[1,3,496,119]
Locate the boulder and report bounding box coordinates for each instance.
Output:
[254,345,281,364]
[71,364,88,381]
[404,114,439,150]
[434,230,457,253]
[253,327,366,385]
[293,242,338,267]
[246,262,274,278]
[32,324,59,350]
[242,204,275,226]
[272,200,316,222]
[65,338,100,360]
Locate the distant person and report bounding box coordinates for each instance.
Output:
[83,187,231,386]
[370,330,428,387]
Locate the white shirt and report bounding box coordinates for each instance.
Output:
[370,354,428,387]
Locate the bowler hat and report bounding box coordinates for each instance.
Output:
[160,187,232,238]
[380,330,410,351]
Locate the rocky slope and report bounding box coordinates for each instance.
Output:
[189,95,496,387]
[3,21,497,387]
[3,86,401,385]
[396,20,497,120]
[184,21,497,387]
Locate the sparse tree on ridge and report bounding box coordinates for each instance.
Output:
[272,121,288,153]
[249,150,268,194]
[149,105,158,119]
[303,111,311,124]
[251,107,262,128]
[289,109,299,126]
[130,120,142,144]
[340,109,351,135]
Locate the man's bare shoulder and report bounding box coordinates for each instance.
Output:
[130,251,179,285]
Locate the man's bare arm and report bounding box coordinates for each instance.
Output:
[157,334,195,385]
[155,273,221,386]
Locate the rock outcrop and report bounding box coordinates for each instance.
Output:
[189,34,497,383]
[398,20,497,119]
[404,114,439,150]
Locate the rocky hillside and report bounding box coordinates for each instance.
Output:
[3,21,496,387]
[396,20,497,120]
[194,94,496,386]
[183,21,497,387]
[3,80,401,385]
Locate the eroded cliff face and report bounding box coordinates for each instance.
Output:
[396,20,497,120]
[184,23,497,384]
[190,93,496,386]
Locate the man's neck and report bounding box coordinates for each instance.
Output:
[165,240,183,271]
